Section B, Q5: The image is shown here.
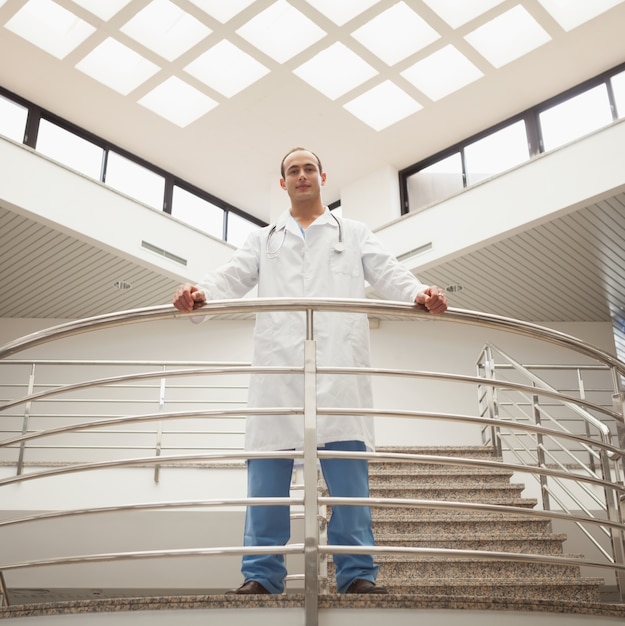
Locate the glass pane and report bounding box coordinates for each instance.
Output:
[465,120,529,185]
[36,119,104,179]
[539,84,613,151]
[611,69,625,119]
[0,94,28,142]
[105,151,165,209]
[406,152,463,212]
[227,212,261,248]
[172,185,224,239]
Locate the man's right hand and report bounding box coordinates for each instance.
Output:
[173,283,206,313]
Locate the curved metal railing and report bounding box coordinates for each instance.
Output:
[0,299,624,625]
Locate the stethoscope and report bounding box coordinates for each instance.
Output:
[266,212,344,258]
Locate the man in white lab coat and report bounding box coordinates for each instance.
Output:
[173,148,448,595]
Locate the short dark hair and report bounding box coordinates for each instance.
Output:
[280,147,323,178]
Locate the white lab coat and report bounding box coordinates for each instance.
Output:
[197,208,426,451]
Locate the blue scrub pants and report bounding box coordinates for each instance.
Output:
[241,440,378,594]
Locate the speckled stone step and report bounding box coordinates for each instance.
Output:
[371,507,551,523]
[327,577,605,602]
[374,533,568,555]
[367,468,516,487]
[375,446,501,458]
[368,484,534,505]
[329,556,585,579]
[371,446,503,471]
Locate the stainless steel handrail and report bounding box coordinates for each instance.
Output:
[1,299,624,621]
[1,299,624,374]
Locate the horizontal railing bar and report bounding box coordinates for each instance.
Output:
[0,544,306,572]
[323,545,625,573]
[318,451,625,493]
[0,366,297,412]
[0,299,623,377]
[0,360,251,366]
[490,364,610,371]
[2,408,620,460]
[317,367,620,424]
[2,363,620,427]
[1,544,621,577]
[320,496,625,531]
[0,497,307,528]
[0,451,304,486]
[1,449,621,498]
[0,408,300,447]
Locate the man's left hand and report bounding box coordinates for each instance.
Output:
[415,286,448,314]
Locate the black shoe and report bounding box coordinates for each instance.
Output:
[345,578,388,594]
[226,580,272,595]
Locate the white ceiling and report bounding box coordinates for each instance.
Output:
[0,0,625,326]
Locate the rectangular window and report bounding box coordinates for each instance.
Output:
[611,69,625,119]
[464,120,529,185]
[105,151,165,210]
[172,185,224,239]
[406,152,463,212]
[226,212,260,248]
[36,119,104,179]
[0,94,28,143]
[539,84,613,151]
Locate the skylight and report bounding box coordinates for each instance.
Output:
[537,0,625,31]
[236,0,326,64]
[351,2,440,66]
[343,81,423,131]
[422,0,506,28]
[465,5,551,68]
[75,37,160,95]
[5,0,95,59]
[293,42,378,100]
[120,0,211,62]
[70,0,131,21]
[138,77,218,127]
[401,45,484,101]
[2,0,620,135]
[184,40,270,98]
[187,0,256,24]
[302,0,381,26]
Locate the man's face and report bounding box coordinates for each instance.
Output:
[280,150,326,201]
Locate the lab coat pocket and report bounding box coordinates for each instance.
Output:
[328,245,361,277]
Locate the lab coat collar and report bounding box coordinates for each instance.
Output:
[274,207,334,233]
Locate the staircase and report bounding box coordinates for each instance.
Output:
[326,445,605,602]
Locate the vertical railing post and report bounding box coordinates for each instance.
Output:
[610,366,625,469]
[154,366,166,483]
[482,345,501,456]
[0,570,9,607]
[532,392,550,511]
[16,363,36,476]
[303,308,319,626]
[577,368,596,473]
[608,366,625,601]
[599,440,625,601]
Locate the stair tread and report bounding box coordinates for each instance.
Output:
[375,446,500,454]
[375,532,567,540]
[364,552,586,561]
[370,481,525,491]
[373,576,605,586]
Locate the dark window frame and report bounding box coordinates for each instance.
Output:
[399,60,625,215]
[0,85,267,238]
